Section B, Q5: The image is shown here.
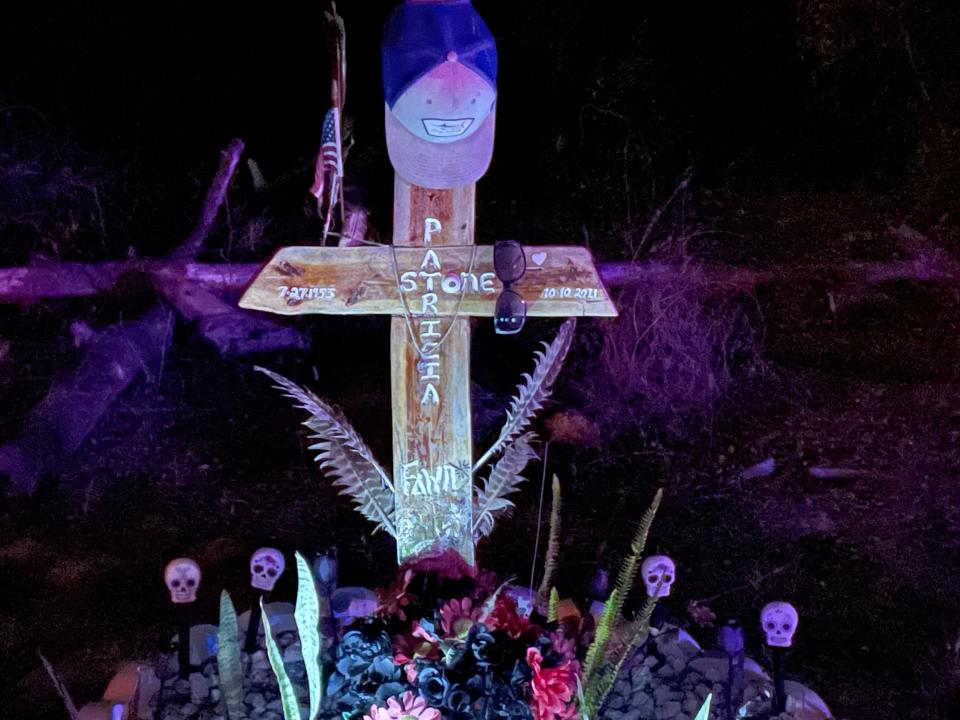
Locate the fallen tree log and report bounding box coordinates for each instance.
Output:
[151,266,307,355]
[0,140,303,495]
[0,261,258,303]
[3,253,958,305]
[599,255,960,289]
[0,305,174,495]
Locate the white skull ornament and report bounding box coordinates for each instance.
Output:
[761,601,798,647]
[250,547,285,591]
[164,558,201,604]
[641,555,676,598]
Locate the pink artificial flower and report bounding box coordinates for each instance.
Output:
[364,691,440,720]
[526,647,578,720]
[393,621,440,665]
[404,662,419,683]
[439,596,481,638]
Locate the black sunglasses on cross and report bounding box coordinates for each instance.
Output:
[493,240,526,335]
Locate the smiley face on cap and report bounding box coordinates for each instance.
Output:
[391,52,497,144]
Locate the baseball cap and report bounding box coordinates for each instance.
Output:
[382,0,497,189]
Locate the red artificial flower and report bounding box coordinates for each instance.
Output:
[486,593,532,640]
[402,548,476,581]
[526,647,578,720]
[472,568,500,599]
[439,596,481,638]
[378,568,416,621]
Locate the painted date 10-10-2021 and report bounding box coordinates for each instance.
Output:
[541,287,603,300]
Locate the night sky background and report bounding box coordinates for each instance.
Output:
[2,2,960,719]
[5,0,958,250]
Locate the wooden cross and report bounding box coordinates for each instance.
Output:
[240,178,615,564]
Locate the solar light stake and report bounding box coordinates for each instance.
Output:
[163,558,201,679]
[771,647,787,714]
[718,619,746,718]
[761,601,798,716]
[243,598,264,654]
[176,609,192,679]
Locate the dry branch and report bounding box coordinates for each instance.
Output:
[173,137,245,260]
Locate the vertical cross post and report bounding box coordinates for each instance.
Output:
[390,178,475,563]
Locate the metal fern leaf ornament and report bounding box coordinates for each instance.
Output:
[473,318,576,472]
[473,432,539,539]
[256,367,396,537]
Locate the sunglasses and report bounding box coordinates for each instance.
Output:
[493,240,526,335]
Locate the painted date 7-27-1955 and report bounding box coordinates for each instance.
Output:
[278,286,336,301]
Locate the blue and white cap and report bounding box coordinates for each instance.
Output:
[382,0,497,189]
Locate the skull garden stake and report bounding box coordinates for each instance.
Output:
[642,554,676,629]
[239,0,616,567]
[761,601,799,714]
[164,558,201,679]
[642,555,676,597]
[244,547,285,653]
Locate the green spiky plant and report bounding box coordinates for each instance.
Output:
[217,591,247,720]
[294,551,325,720]
[535,475,562,611]
[261,552,328,720]
[694,693,713,720]
[547,587,560,623]
[578,488,664,718]
[261,598,302,720]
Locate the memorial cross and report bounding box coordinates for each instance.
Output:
[239,0,617,565]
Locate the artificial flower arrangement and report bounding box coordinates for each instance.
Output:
[332,549,581,720]
[218,485,711,720]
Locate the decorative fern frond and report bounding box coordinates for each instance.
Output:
[536,475,562,609]
[473,319,576,472]
[580,587,620,694]
[584,598,655,719]
[580,490,665,717]
[256,367,396,537]
[608,488,663,623]
[472,432,539,539]
[605,593,659,664]
[547,587,560,623]
[217,591,246,720]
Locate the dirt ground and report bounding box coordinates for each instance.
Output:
[2,190,959,720]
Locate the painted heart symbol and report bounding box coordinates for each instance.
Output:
[531,252,547,267]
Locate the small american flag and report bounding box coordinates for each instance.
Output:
[309,106,343,201]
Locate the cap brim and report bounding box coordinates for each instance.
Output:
[385,104,495,189]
